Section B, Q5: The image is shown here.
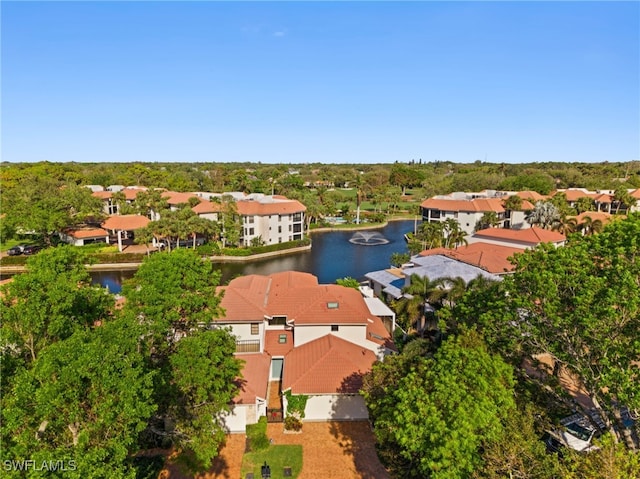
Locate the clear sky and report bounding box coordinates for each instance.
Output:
[2,1,639,164]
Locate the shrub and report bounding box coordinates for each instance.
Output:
[284,416,302,432]
[246,417,269,451]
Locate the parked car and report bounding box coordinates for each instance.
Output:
[22,245,42,255]
[7,245,26,256]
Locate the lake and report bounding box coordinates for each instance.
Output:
[91,219,418,293]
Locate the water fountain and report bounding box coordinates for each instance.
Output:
[349,231,390,246]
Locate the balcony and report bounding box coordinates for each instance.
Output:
[236,339,260,353]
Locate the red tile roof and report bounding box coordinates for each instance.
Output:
[513,191,547,201]
[65,227,109,239]
[573,211,616,225]
[420,197,505,213]
[473,227,565,245]
[419,242,522,274]
[264,330,294,357]
[161,191,198,205]
[91,188,146,201]
[553,189,598,201]
[233,353,271,404]
[631,189,640,199]
[219,272,371,326]
[366,317,396,351]
[283,335,377,394]
[192,200,223,214]
[101,215,150,231]
[236,199,306,216]
[594,193,613,203]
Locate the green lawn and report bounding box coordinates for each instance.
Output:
[241,444,302,479]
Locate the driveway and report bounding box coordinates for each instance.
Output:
[162,421,390,479]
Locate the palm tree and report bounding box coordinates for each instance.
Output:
[552,214,578,235]
[443,219,467,249]
[526,201,561,229]
[134,225,156,256]
[475,211,500,231]
[578,215,604,236]
[613,188,635,214]
[396,274,447,335]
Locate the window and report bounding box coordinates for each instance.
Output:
[278,215,282,222]
[331,325,339,332]
[327,302,339,309]
[278,334,287,343]
[251,323,259,335]
[249,227,254,235]
[288,225,292,232]
[248,216,255,224]
[269,316,287,326]
[278,226,282,233]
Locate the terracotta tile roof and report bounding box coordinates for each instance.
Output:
[419,242,522,273]
[366,317,396,351]
[514,191,547,201]
[219,272,372,326]
[218,283,270,321]
[92,191,113,199]
[101,215,150,231]
[420,197,505,213]
[573,212,616,225]
[192,200,223,214]
[594,193,613,203]
[161,191,198,205]
[91,188,146,201]
[473,227,565,244]
[64,227,109,239]
[554,189,598,201]
[268,285,371,325]
[236,199,306,216]
[264,330,294,357]
[233,353,271,404]
[283,335,377,394]
[631,189,640,199]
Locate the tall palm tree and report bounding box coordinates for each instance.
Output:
[613,188,635,214]
[578,215,604,236]
[476,211,500,231]
[443,219,467,249]
[552,214,578,235]
[396,274,447,335]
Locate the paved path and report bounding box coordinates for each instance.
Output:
[161,421,389,479]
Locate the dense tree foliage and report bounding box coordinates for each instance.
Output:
[2,320,156,479]
[362,330,520,479]
[456,214,640,450]
[0,247,112,363]
[121,249,241,469]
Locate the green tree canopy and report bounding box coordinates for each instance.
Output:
[0,246,112,363]
[362,330,517,479]
[1,319,156,479]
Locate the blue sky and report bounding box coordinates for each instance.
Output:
[2,1,639,164]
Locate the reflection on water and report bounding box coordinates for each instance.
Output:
[91,220,417,293]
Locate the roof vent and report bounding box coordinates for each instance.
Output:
[327,302,339,309]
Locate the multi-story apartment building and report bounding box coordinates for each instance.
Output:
[236,195,306,246]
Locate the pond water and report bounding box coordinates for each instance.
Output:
[91,220,418,293]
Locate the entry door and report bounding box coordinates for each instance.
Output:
[270,359,284,380]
